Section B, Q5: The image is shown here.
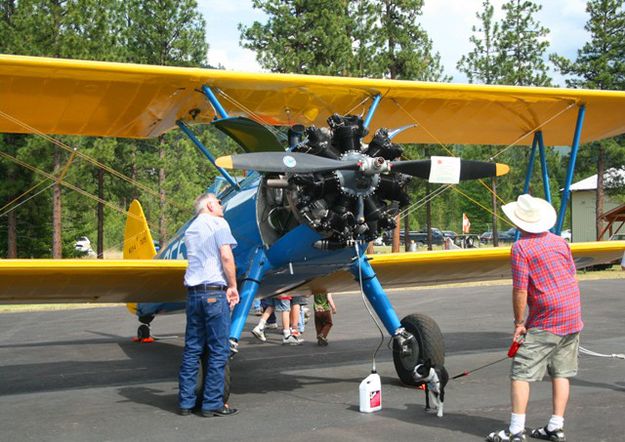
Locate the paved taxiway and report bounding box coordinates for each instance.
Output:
[1,278,624,441]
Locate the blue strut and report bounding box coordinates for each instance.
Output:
[349,251,402,335]
[229,247,271,342]
[537,131,552,203]
[177,121,239,190]
[555,105,586,235]
[363,95,382,131]
[516,133,539,242]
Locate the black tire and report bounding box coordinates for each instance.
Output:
[137,324,150,340]
[392,313,445,386]
[195,351,231,409]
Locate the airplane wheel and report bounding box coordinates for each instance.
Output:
[393,313,445,386]
[137,324,151,340]
[195,351,231,408]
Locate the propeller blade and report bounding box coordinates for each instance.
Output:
[391,159,509,180]
[216,152,359,174]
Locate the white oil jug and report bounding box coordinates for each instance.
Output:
[359,372,382,412]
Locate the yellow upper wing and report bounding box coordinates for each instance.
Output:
[0,242,622,303]
[2,54,625,145]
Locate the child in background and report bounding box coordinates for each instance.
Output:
[314,292,336,346]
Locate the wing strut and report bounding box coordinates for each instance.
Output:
[176,120,240,190]
[556,104,586,234]
[516,105,586,240]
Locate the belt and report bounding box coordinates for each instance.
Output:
[186,283,227,292]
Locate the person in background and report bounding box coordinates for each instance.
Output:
[621,252,624,271]
[251,294,301,345]
[178,193,239,417]
[314,291,336,346]
[487,194,582,442]
[290,294,308,341]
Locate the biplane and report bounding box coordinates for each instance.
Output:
[0,54,624,387]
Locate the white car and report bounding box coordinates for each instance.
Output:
[74,236,95,255]
[560,229,571,242]
[373,236,384,246]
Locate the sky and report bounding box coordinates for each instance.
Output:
[197,0,590,85]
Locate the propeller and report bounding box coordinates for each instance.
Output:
[391,159,510,180]
[215,152,359,174]
[216,152,509,180]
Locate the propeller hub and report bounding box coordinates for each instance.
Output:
[335,151,380,198]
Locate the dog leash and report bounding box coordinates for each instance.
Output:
[451,355,509,380]
[451,336,524,380]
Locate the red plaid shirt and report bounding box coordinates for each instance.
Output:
[511,231,583,336]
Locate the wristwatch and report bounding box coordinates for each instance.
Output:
[514,319,525,326]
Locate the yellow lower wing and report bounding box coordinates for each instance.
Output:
[306,241,625,294]
[0,259,187,303]
[0,242,622,303]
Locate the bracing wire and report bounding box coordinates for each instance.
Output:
[0,181,56,218]
[0,109,186,211]
[0,149,149,225]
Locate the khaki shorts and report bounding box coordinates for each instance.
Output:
[510,328,580,382]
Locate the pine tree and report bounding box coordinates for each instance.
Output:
[457,0,500,84]
[240,0,356,75]
[497,0,551,86]
[361,0,449,82]
[458,0,551,86]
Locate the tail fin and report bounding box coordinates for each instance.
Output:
[123,200,157,259]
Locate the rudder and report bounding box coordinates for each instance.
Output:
[123,200,157,259]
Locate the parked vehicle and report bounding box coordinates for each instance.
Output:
[74,236,95,256]
[479,231,493,244]
[442,230,457,240]
[498,227,519,243]
[479,228,518,244]
[561,229,571,242]
[401,228,445,246]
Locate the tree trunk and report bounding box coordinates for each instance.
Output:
[426,181,432,251]
[7,205,17,258]
[595,145,605,240]
[7,163,17,258]
[130,148,138,202]
[158,140,166,245]
[97,168,104,258]
[492,177,499,247]
[52,147,62,258]
[403,214,411,252]
[392,214,400,253]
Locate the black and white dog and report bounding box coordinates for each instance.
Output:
[412,359,449,417]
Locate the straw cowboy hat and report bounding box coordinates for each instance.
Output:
[501,194,556,234]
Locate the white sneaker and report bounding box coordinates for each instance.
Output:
[251,326,266,342]
[291,331,304,343]
[282,335,301,345]
[265,322,278,329]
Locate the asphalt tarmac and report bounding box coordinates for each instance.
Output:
[1,279,624,442]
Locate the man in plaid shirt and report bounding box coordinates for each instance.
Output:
[487,194,581,442]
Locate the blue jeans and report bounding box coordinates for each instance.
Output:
[178,290,230,411]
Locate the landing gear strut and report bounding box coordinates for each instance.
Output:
[393,313,445,386]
